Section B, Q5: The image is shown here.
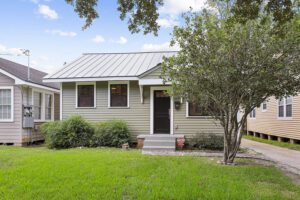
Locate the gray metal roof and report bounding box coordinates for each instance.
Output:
[44,51,177,80]
[0,57,59,89]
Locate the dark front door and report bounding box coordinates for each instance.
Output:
[154,90,170,134]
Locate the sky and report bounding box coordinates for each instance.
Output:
[0,0,206,74]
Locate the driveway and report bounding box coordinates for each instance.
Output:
[241,139,300,175]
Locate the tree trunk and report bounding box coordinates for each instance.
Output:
[222,111,244,164]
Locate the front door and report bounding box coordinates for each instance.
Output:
[154,90,170,134]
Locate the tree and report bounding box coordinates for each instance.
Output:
[65,0,298,35]
[161,10,300,164]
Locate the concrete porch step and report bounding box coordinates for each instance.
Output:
[144,140,175,147]
[143,146,175,151]
[142,134,177,151]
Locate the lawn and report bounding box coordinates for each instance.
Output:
[0,147,299,200]
[244,135,300,151]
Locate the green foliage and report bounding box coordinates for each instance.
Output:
[41,115,94,149]
[42,117,130,149]
[162,9,300,163]
[192,133,224,150]
[91,120,130,147]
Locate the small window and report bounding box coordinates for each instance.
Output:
[77,84,95,108]
[45,94,52,120]
[278,96,292,118]
[0,88,13,121]
[110,84,128,107]
[262,101,267,111]
[33,92,42,120]
[188,102,215,116]
[249,108,256,118]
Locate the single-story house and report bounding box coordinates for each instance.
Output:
[44,52,223,150]
[247,96,300,144]
[0,58,60,146]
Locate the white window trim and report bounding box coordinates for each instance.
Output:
[150,86,173,135]
[185,102,214,118]
[108,81,130,108]
[32,88,54,122]
[249,108,256,119]
[0,86,14,122]
[261,101,267,112]
[277,97,293,120]
[75,82,97,109]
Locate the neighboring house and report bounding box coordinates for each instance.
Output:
[44,52,223,150]
[0,58,60,146]
[247,96,300,144]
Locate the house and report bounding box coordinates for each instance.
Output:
[247,96,300,144]
[0,57,60,146]
[44,52,223,150]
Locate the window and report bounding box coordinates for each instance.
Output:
[0,87,13,121]
[278,96,292,118]
[77,83,95,108]
[109,83,128,107]
[33,92,42,120]
[262,101,267,111]
[45,94,52,120]
[187,102,216,117]
[249,108,256,118]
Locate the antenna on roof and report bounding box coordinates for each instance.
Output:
[20,49,30,81]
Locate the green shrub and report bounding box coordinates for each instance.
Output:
[91,120,130,147]
[41,115,94,149]
[191,133,224,150]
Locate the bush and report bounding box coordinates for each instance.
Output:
[41,115,94,149]
[191,133,224,150]
[91,120,130,147]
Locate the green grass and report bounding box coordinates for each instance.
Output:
[244,135,300,151]
[0,146,299,200]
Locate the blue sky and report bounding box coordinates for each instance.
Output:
[0,0,205,74]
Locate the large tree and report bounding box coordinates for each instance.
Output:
[161,9,300,164]
[65,0,298,35]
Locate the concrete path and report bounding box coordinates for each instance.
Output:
[241,139,300,175]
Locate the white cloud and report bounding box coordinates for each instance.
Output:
[38,4,58,20]
[157,17,179,28]
[92,35,105,43]
[45,29,77,37]
[159,0,207,15]
[0,44,22,56]
[142,42,180,51]
[111,36,128,45]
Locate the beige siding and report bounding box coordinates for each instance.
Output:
[62,81,224,140]
[173,103,223,139]
[247,96,300,140]
[140,67,162,79]
[62,81,151,138]
[0,73,22,144]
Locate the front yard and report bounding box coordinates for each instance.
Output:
[0,146,299,200]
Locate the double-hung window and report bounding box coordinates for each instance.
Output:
[187,102,217,117]
[109,82,129,107]
[261,101,267,112]
[278,96,292,118]
[33,91,42,120]
[0,87,13,122]
[76,83,96,108]
[249,108,256,118]
[45,94,52,120]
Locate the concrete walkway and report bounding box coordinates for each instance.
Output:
[241,139,300,175]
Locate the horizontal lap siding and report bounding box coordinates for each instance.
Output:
[62,81,150,138]
[173,103,224,139]
[0,73,21,144]
[247,96,300,140]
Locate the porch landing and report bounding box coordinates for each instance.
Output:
[137,134,185,151]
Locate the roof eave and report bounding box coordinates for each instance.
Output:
[43,76,139,83]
